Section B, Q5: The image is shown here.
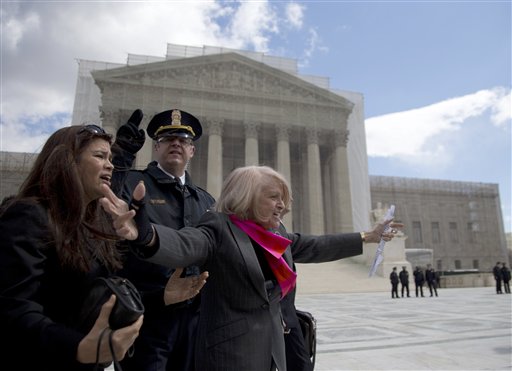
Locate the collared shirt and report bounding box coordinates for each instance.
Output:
[157,163,186,185]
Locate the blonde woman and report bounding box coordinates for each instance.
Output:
[105,165,401,371]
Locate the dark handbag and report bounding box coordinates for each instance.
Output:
[296,309,317,368]
[77,276,145,332]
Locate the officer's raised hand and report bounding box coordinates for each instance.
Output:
[111,109,146,193]
[115,109,145,154]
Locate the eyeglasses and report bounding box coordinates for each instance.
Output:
[156,136,193,146]
[77,124,107,136]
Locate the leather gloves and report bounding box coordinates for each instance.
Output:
[114,109,145,154]
[130,195,154,247]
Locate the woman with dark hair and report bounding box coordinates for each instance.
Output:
[0,125,143,371]
[105,165,401,371]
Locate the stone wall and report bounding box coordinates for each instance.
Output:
[439,273,495,288]
[370,176,509,272]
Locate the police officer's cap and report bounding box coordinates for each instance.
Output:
[147,109,202,141]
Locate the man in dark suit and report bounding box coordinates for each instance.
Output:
[390,267,399,298]
[414,266,425,297]
[399,266,410,297]
[493,262,503,294]
[501,262,511,294]
[425,264,438,297]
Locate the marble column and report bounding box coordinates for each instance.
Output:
[100,109,118,137]
[306,128,324,235]
[128,114,152,170]
[276,124,293,231]
[244,121,259,166]
[135,127,154,170]
[206,120,224,199]
[333,129,353,233]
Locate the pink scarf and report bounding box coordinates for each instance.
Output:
[229,215,297,298]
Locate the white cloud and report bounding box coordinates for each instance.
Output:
[490,88,512,127]
[2,83,73,123]
[1,113,71,153]
[0,1,286,153]
[225,1,279,51]
[285,2,305,29]
[1,9,40,52]
[298,27,328,68]
[365,87,512,165]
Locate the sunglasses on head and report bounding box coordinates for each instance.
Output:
[77,124,107,136]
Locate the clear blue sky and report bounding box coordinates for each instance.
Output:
[1,1,510,231]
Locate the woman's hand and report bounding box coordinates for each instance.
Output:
[99,184,138,240]
[364,220,404,243]
[164,268,209,305]
[76,295,143,364]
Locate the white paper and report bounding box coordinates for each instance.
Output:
[368,205,395,277]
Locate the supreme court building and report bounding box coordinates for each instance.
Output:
[72,44,373,235]
[2,44,508,288]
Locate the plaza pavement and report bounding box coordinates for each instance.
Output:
[105,261,510,371]
[295,287,512,371]
[107,288,510,371]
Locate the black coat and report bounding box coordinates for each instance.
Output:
[0,200,109,371]
[501,267,511,282]
[425,268,437,283]
[399,270,409,284]
[414,269,425,284]
[116,162,215,301]
[493,265,503,280]
[390,271,399,284]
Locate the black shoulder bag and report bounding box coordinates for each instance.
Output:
[296,309,317,368]
[76,276,145,371]
[77,276,145,332]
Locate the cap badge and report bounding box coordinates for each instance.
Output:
[171,110,182,127]
[154,109,196,138]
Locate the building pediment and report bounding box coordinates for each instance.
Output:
[92,52,353,113]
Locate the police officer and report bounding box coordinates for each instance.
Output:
[399,266,410,297]
[493,262,503,294]
[413,266,425,297]
[390,267,399,298]
[425,264,438,297]
[501,262,511,294]
[112,109,215,371]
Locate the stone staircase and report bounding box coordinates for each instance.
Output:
[295,258,390,295]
